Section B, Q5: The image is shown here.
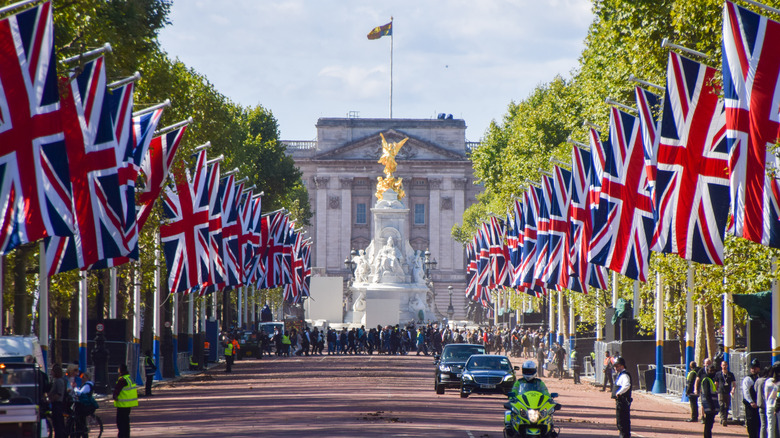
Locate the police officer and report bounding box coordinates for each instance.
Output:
[701,364,720,438]
[571,349,581,384]
[112,364,138,438]
[143,350,156,396]
[224,338,235,373]
[743,358,762,438]
[612,356,632,438]
[685,361,700,422]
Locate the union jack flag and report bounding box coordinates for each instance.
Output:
[542,166,571,289]
[465,238,479,299]
[300,240,312,298]
[219,175,242,289]
[519,186,546,296]
[245,195,264,286]
[477,223,491,290]
[284,230,305,303]
[203,161,225,295]
[488,217,510,288]
[260,210,288,289]
[46,56,125,274]
[723,1,780,248]
[0,2,70,255]
[589,108,654,281]
[568,146,608,293]
[636,86,662,201]
[533,176,552,286]
[653,52,729,264]
[136,126,187,230]
[237,188,261,286]
[160,151,210,294]
[506,200,524,287]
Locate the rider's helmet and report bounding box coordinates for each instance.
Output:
[521,360,537,381]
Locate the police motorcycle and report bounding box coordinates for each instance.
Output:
[502,361,561,438]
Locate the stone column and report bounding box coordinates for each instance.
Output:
[428,178,442,256]
[340,177,353,266]
[313,176,330,268]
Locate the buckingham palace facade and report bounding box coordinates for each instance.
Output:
[285,117,483,321]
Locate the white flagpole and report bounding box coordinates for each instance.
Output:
[109,268,117,319]
[153,232,161,381]
[172,291,179,376]
[133,262,142,385]
[0,255,4,335]
[188,292,194,354]
[79,271,88,374]
[389,17,393,119]
[39,242,49,369]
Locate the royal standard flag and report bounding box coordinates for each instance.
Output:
[367,21,392,40]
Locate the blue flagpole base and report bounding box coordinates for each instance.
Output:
[134,342,143,386]
[651,343,666,394]
[557,334,564,347]
[41,347,48,372]
[172,337,180,377]
[773,353,780,365]
[78,345,87,373]
[153,338,162,381]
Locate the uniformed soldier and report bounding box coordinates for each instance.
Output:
[112,364,138,438]
[612,356,632,438]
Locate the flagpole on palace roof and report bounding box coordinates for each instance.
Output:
[390,16,394,119]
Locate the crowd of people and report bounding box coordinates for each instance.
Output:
[219,323,578,375]
[685,356,780,438]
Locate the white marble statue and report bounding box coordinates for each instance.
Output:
[411,250,425,284]
[353,250,370,283]
[352,290,366,312]
[374,236,404,281]
[408,292,427,320]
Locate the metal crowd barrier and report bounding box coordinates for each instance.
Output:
[727,350,774,422]
[177,352,189,373]
[663,364,687,396]
[638,364,654,391]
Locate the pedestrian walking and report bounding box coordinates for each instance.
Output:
[224,338,234,372]
[48,364,67,438]
[744,359,763,438]
[685,361,700,422]
[612,356,632,438]
[143,350,157,396]
[701,364,720,438]
[765,363,779,438]
[536,342,546,378]
[112,364,138,438]
[602,351,614,392]
[756,366,771,438]
[715,359,736,426]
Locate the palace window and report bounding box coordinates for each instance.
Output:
[414,203,425,225]
[356,203,367,224]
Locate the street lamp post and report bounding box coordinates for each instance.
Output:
[447,285,454,321]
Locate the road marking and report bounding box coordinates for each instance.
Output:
[466,431,475,438]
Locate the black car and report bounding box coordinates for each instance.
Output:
[434,344,486,394]
[460,354,518,398]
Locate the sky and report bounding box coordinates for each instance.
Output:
[158,1,594,142]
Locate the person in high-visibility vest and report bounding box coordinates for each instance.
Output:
[224,339,234,373]
[189,355,198,371]
[112,364,138,438]
[232,337,241,360]
[282,331,292,357]
[701,364,720,438]
[203,341,210,367]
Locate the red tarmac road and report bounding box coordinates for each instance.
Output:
[96,353,748,437]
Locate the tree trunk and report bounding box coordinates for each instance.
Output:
[13,244,33,335]
[695,304,705,365]
[704,301,717,361]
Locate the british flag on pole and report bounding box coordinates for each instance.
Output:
[488,217,510,288]
[0,1,70,255]
[203,160,225,295]
[542,166,571,290]
[136,126,187,231]
[589,107,654,281]
[653,52,729,264]
[723,1,780,248]
[46,56,126,274]
[568,146,608,293]
[160,151,210,294]
[519,186,545,296]
[635,86,662,201]
[506,200,523,288]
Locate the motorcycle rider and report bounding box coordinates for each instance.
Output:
[512,360,551,397]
